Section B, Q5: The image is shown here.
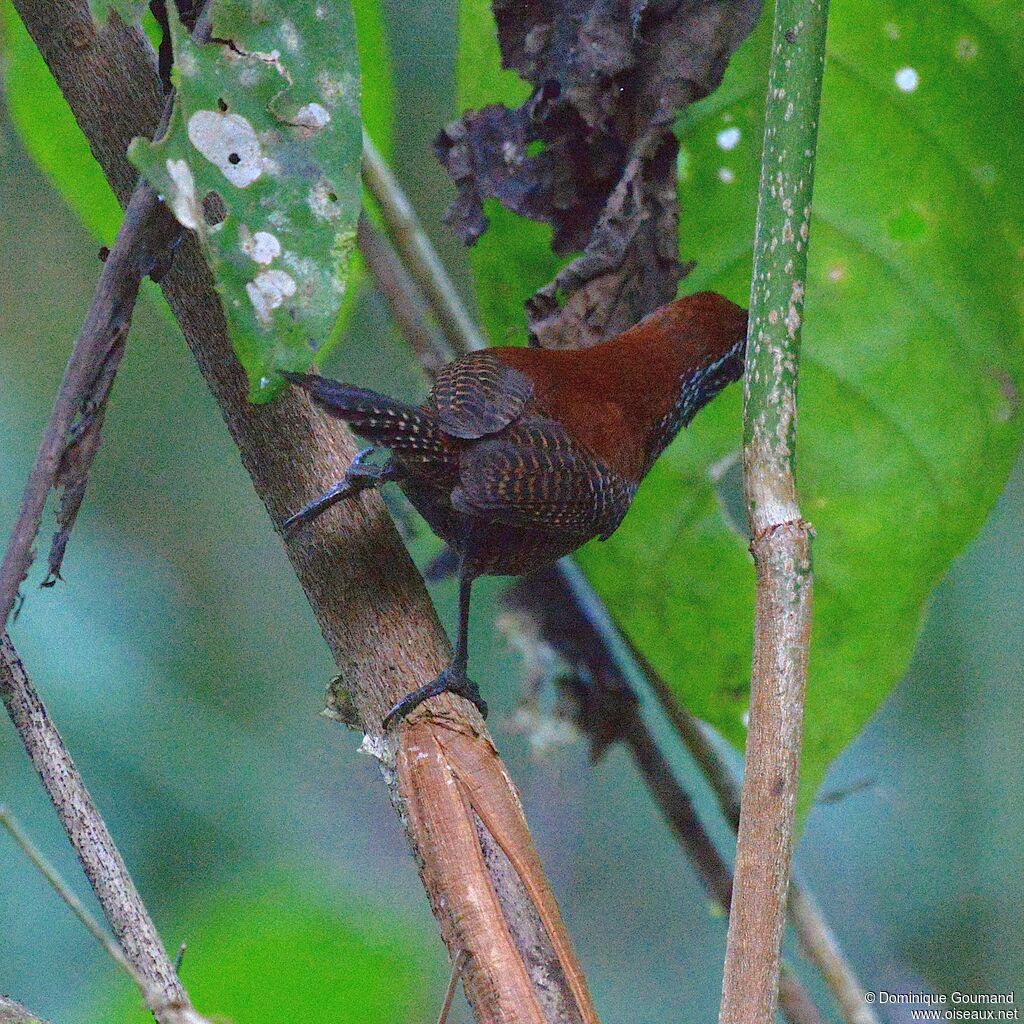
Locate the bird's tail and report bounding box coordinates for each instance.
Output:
[284,372,447,460]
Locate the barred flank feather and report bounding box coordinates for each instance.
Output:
[283,373,447,461]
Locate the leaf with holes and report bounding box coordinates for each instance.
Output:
[457,1,1024,819]
[129,0,362,401]
[2,0,391,361]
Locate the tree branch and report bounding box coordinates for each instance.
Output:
[0,804,210,1024]
[719,2,826,1022]
[361,133,487,355]
[10,4,598,1022]
[0,636,200,1022]
[0,997,50,1024]
[0,183,177,629]
[356,214,454,376]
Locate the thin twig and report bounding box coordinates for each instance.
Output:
[361,132,488,355]
[0,184,178,629]
[0,636,201,1022]
[787,886,878,1024]
[436,950,470,1024]
[0,807,210,1024]
[356,214,454,376]
[719,1,826,1021]
[0,996,50,1024]
[0,806,133,972]
[360,116,874,1024]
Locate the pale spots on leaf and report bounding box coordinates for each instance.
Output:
[316,69,358,113]
[295,102,331,136]
[955,36,979,61]
[718,166,736,184]
[246,269,297,325]
[972,164,996,186]
[239,225,282,265]
[894,66,919,92]
[308,179,343,220]
[176,50,199,77]
[279,20,300,52]
[188,110,266,187]
[165,158,203,230]
[716,126,741,150]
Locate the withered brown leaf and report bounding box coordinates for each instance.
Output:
[437,0,762,349]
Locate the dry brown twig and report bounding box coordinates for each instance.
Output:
[8,4,597,1022]
[0,805,210,1024]
[0,996,50,1024]
[0,182,178,629]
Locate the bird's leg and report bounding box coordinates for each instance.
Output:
[382,564,488,728]
[282,447,399,537]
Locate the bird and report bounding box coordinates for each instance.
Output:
[283,291,748,728]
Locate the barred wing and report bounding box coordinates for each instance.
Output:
[452,419,635,541]
[429,352,534,439]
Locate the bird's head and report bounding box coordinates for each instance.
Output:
[624,291,748,468]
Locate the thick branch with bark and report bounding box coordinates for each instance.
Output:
[719,1,826,1022]
[8,4,597,1022]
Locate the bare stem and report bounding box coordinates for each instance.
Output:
[719,2,827,1022]
[0,636,200,1023]
[0,184,177,630]
[361,132,487,354]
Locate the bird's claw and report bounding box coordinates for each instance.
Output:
[382,668,488,730]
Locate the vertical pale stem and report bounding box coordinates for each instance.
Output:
[719,1,828,1022]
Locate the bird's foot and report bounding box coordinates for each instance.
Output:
[382,667,488,729]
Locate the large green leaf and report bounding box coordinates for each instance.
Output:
[0,0,393,356]
[458,1,1024,816]
[95,875,443,1021]
[129,1,363,401]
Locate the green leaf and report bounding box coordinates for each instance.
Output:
[1,0,393,367]
[0,1,124,243]
[128,2,362,401]
[459,2,1024,817]
[93,874,443,1021]
[586,5,1024,818]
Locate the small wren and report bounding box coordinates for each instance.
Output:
[284,291,747,727]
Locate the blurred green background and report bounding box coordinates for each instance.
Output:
[2,2,1022,1022]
